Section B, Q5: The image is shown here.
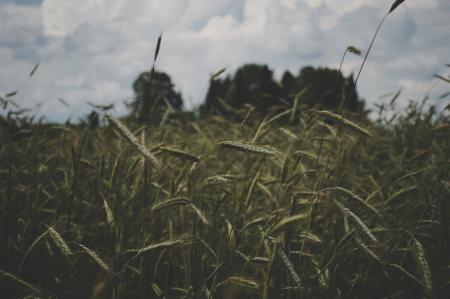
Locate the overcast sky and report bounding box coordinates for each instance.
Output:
[0,0,449,121]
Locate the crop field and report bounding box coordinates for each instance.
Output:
[1,98,449,298]
[1,0,450,298]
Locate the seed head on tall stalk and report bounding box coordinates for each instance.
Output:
[344,0,407,111]
[320,0,408,182]
[303,0,408,279]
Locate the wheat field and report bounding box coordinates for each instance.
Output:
[1,97,449,298]
[1,0,450,298]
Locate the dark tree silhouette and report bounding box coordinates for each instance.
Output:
[281,70,297,98]
[200,64,365,118]
[86,110,99,129]
[199,76,233,116]
[129,71,183,123]
[200,64,284,116]
[229,64,283,111]
[282,66,365,113]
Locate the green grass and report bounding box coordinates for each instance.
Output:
[1,99,449,298]
[1,2,449,297]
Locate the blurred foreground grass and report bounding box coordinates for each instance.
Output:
[0,100,449,298]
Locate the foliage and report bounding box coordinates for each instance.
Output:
[282,67,365,113]
[1,98,449,298]
[2,2,447,297]
[200,64,366,118]
[129,71,183,124]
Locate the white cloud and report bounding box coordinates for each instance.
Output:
[0,4,42,46]
[42,0,124,37]
[0,0,449,121]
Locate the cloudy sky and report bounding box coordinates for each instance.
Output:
[0,0,449,121]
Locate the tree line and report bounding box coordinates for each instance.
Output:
[86,64,367,126]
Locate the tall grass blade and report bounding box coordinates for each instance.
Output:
[389,0,406,14]
[106,115,161,170]
[217,276,260,291]
[78,244,118,282]
[271,213,308,234]
[157,146,200,162]
[29,63,40,78]
[212,68,226,79]
[126,237,194,257]
[334,200,377,242]
[0,269,41,296]
[412,238,433,297]
[434,74,450,84]
[150,197,190,212]
[48,227,72,257]
[220,141,276,156]
[154,34,162,61]
[316,110,372,137]
[277,248,302,288]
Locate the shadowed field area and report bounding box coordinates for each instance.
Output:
[1,1,450,298]
[1,98,449,298]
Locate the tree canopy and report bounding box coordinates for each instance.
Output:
[200,64,284,116]
[129,71,183,123]
[200,64,365,117]
[281,66,364,112]
[130,65,366,123]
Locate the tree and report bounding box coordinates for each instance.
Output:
[199,76,233,116]
[282,66,365,113]
[129,71,183,123]
[200,64,366,118]
[200,64,283,116]
[229,64,283,111]
[86,110,99,129]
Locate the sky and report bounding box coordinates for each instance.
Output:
[0,0,449,122]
